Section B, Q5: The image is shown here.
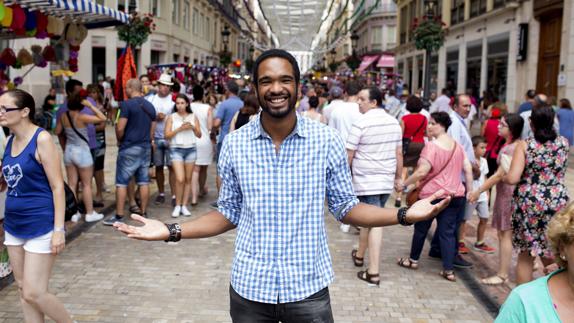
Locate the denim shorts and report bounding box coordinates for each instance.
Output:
[153,138,171,167]
[358,194,390,207]
[64,144,93,168]
[116,145,151,187]
[170,147,197,163]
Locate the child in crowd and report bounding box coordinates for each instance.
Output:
[459,136,495,254]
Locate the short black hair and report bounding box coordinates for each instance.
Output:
[139,74,149,81]
[526,89,536,99]
[65,79,83,95]
[192,85,204,101]
[504,113,524,141]
[406,95,423,113]
[471,135,486,147]
[531,104,557,143]
[4,89,36,122]
[345,80,362,96]
[365,86,383,107]
[252,49,300,87]
[308,96,319,109]
[430,111,452,130]
[225,80,239,95]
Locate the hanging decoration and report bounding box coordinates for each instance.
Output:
[412,15,446,52]
[146,63,230,89]
[116,12,155,47]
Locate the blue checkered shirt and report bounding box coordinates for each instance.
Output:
[218,114,359,304]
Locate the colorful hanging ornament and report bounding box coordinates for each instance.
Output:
[41,45,56,62]
[0,48,17,66]
[24,9,37,36]
[10,4,25,33]
[1,5,12,27]
[16,48,33,66]
[0,1,6,22]
[31,45,46,67]
[35,11,48,38]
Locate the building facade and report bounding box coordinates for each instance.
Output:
[12,0,270,102]
[394,0,574,111]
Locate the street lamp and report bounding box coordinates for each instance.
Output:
[351,32,359,56]
[221,25,231,53]
[423,0,438,105]
[330,48,337,63]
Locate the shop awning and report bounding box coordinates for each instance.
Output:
[4,0,129,30]
[357,55,379,73]
[376,55,395,68]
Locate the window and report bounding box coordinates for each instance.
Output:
[192,8,199,34]
[493,0,505,9]
[151,50,161,65]
[117,0,137,13]
[173,54,180,62]
[371,26,383,51]
[172,0,180,25]
[149,0,160,17]
[399,6,407,44]
[451,0,465,25]
[183,1,190,30]
[408,3,416,41]
[470,0,487,18]
[200,13,205,39]
[206,17,211,42]
[387,25,396,46]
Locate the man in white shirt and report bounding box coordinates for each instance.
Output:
[520,94,559,139]
[321,86,345,124]
[430,88,452,114]
[147,73,176,206]
[346,86,403,285]
[385,89,401,118]
[328,81,362,143]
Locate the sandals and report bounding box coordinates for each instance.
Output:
[439,270,456,282]
[357,270,380,286]
[129,205,143,215]
[351,249,364,267]
[397,257,419,270]
[481,275,508,286]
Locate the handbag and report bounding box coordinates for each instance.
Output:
[64,182,78,222]
[406,143,457,207]
[402,118,426,155]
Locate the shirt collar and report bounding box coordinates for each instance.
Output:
[250,113,309,140]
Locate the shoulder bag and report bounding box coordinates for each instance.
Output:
[66,111,89,145]
[402,117,426,156]
[406,143,457,207]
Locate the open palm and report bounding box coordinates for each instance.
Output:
[114,214,170,241]
[406,190,451,223]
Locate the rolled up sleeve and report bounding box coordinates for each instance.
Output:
[326,133,359,221]
[217,138,243,225]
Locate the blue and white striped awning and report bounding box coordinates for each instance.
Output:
[5,0,129,29]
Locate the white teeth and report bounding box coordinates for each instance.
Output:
[270,98,286,103]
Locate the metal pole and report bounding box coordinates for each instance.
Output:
[424,49,432,102]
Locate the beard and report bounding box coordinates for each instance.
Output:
[257,89,298,119]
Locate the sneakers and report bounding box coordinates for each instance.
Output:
[85,212,104,223]
[181,206,192,217]
[172,205,181,218]
[70,212,82,223]
[473,242,496,254]
[453,255,473,269]
[103,215,124,226]
[458,242,470,254]
[340,224,351,233]
[154,194,166,205]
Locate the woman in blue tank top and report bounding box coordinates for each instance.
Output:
[0,89,72,322]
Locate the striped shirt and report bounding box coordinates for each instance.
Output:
[346,108,402,196]
[218,113,359,304]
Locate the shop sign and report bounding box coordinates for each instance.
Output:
[151,40,167,51]
[517,23,528,61]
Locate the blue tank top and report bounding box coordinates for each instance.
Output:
[2,128,54,239]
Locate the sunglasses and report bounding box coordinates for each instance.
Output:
[0,105,25,114]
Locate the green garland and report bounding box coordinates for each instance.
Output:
[412,17,445,52]
[117,13,155,47]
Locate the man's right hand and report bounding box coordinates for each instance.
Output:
[157,112,166,121]
[114,214,170,241]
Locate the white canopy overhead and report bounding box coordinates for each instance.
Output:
[257,0,334,51]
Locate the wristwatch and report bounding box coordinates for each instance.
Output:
[397,207,412,226]
[164,223,182,242]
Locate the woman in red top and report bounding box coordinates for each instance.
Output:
[396,96,427,207]
[481,105,505,177]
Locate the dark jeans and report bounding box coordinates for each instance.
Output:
[229,286,334,323]
[429,196,467,259]
[409,197,466,271]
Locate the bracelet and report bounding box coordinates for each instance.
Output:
[397,207,412,226]
[54,226,66,232]
[164,223,182,242]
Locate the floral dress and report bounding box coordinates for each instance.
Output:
[512,136,569,257]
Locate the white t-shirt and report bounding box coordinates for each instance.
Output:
[322,99,344,125]
[328,101,361,142]
[147,94,175,139]
[346,109,402,196]
[472,157,489,202]
[430,95,451,113]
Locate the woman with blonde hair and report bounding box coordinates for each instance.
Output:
[496,203,574,322]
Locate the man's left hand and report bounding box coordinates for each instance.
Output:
[405,190,451,224]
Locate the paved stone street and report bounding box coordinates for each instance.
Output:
[0,126,494,323]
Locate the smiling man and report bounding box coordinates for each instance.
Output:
[114,49,450,323]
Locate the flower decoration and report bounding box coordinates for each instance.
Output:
[411,16,446,52]
[116,12,155,47]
